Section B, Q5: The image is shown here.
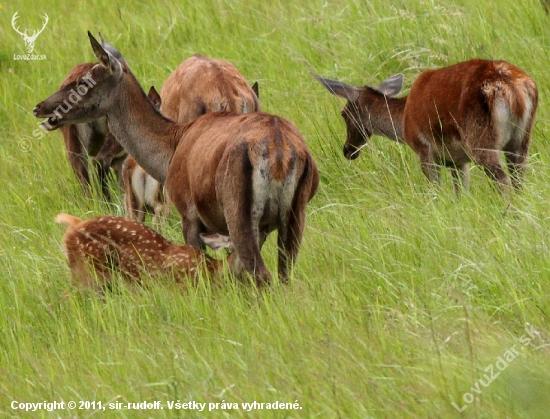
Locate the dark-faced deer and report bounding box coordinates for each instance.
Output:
[55,213,233,290]
[35,33,318,285]
[314,59,538,193]
[57,63,125,200]
[57,34,130,200]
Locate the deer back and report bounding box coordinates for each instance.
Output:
[160,54,260,124]
[166,112,318,239]
[403,59,538,164]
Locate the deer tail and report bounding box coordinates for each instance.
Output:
[55,213,83,230]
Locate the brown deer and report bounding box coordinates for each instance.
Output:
[159,54,260,122]
[121,56,259,227]
[55,213,233,290]
[57,63,123,200]
[313,59,538,193]
[57,34,131,200]
[35,32,319,285]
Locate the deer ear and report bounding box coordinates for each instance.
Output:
[98,32,127,65]
[147,86,162,109]
[88,31,123,77]
[251,81,259,99]
[376,74,403,97]
[312,73,360,102]
[200,233,234,251]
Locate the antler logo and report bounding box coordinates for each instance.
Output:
[11,11,49,54]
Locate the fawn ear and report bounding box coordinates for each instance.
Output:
[200,233,234,251]
[311,73,360,102]
[147,86,162,109]
[88,31,123,77]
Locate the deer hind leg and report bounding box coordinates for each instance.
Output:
[504,147,527,190]
[152,187,171,232]
[221,145,272,286]
[503,123,532,190]
[276,159,315,283]
[182,205,207,249]
[472,147,511,192]
[122,158,143,222]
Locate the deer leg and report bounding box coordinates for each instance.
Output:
[62,125,91,195]
[417,149,441,185]
[94,158,112,201]
[277,159,315,283]
[473,149,511,192]
[504,133,530,190]
[182,206,207,249]
[450,163,470,196]
[277,210,304,284]
[110,155,126,191]
[152,198,170,232]
[123,188,140,221]
[220,145,272,286]
[410,133,441,185]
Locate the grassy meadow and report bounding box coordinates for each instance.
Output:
[1,0,550,417]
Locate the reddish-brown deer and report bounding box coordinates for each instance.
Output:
[35,32,319,285]
[159,54,259,122]
[55,213,233,290]
[313,59,538,193]
[122,55,259,226]
[56,34,130,200]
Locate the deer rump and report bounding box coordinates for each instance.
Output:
[166,111,318,280]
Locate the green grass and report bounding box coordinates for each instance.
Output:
[1,0,550,417]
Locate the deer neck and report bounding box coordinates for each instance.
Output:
[365,95,407,143]
[107,74,180,183]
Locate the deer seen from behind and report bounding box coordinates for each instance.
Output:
[122,55,259,227]
[55,213,233,291]
[314,59,538,194]
[35,32,319,285]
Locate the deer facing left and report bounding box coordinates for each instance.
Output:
[35,32,319,285]
[54,35,132,200]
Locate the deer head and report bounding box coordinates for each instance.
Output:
[34,32,124,131]
[11,11,49,54]
[312,73,404,159]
